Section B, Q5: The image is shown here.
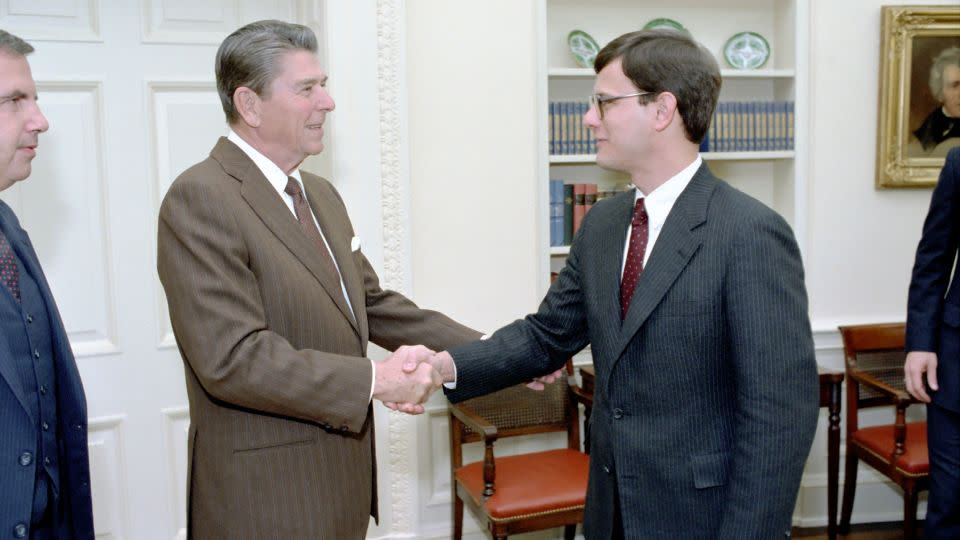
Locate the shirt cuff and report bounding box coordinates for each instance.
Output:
[369,358,376,402]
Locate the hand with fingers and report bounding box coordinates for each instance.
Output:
[373,345,442,415]
[904,350,939,403]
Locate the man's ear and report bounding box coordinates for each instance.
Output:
[233,87,262,128]
[653,91,678,132]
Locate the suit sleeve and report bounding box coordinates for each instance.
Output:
[310,177,483,352]
[906,147,960,353]
[157,177,372,433]
[443,221,592,403]
[359,250,483,351]
[718,210,819,539]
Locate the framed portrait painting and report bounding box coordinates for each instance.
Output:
[876,5,960,188]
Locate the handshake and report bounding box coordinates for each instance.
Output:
[372,345,564,415]
[372,345,453,415]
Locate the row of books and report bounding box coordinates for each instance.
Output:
[549,180,631,246]
[703,101,794,152]
[548,100,794,155]
[549,102,596,155]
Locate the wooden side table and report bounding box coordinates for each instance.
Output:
[577,365,844,540]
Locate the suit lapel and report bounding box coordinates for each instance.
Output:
[212,138,361,336]
[304,184,368,342]
[592,192,635,358]
[612,165,716,362]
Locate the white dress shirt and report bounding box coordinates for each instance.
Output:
[621,155,702,278]
[226,131,376,401]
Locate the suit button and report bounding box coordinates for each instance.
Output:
[602,465,611,474]
[13,523,27,538]
[26,314,33,323]
[613,408,623,419]
[33,349,39,359]
[39,385,46,395]
[43,457,50,466]
[19,452,32,466]
[42,422,49,431]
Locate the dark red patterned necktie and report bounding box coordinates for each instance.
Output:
[0,231,21,303]
[620,198,648,320]
[284,177,342,287]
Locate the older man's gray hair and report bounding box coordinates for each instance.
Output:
[215,19,318,124]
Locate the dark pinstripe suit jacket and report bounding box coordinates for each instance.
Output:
[157,138,480,540]
[0,201,93,538]
[907,146,960,413]
[447,164,819,539]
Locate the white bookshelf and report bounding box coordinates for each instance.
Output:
[538,0,808,274]
[551,151,795,164]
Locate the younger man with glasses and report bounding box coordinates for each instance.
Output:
[425,29,819,539]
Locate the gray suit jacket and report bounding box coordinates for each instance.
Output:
[157,138,480,539]
[447,164,818,539]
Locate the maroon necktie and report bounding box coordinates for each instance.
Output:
[620,198,648,320]
[284,177,342,285]
[0,230,21,303]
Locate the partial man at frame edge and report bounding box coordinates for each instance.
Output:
[411,29,819,540]
[905,146,960,539]
[156,20,480,539]
[0,29,94,540]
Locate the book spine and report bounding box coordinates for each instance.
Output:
[573,183,586,235]
[548,102,555,155]
[563,183,574,245]
[584,183,597,216]
[549,179,563,246]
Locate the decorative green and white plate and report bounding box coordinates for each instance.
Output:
[723,31,770,69]
[642,18,687,34]
[567,30,600,69]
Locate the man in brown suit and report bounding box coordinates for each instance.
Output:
[157,20,480,539]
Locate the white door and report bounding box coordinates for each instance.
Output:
[0,2,324,538]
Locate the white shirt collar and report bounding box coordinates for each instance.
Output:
[227,130,303,191]
[633,155,702,227]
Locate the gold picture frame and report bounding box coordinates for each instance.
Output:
[876,5,960,188]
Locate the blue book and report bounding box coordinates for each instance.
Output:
[787,101,794,150]
[549,179,565,246]
[549,102,555,155]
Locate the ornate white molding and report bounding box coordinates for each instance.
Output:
[376,0,414,535]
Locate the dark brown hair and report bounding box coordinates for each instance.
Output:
[595,30,721,143]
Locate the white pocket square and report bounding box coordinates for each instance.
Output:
[351,236,361,251]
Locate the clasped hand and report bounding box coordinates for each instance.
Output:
[374,346,565,415]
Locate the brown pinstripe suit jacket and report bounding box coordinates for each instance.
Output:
[157,137,480,539]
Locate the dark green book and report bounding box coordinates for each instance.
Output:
[563,183,574,245]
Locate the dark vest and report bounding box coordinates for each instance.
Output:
[0,246,60,525]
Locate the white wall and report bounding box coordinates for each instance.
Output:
[406,0,544,333]
[807,0,957,331]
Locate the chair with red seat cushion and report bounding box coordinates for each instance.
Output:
[838,323,929,540]
[448,361,591,540]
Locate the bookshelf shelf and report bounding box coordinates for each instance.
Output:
[548,67,795,79]
[551,151,794,164]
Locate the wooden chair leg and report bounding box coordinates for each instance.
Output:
[904,483,919,540]
[839,451,858,534]
[564,524,577,540]
[453,492,463,540]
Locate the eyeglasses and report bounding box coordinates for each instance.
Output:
[588,91,651,119]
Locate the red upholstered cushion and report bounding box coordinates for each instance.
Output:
[455,448,589,521]
[852,422,929,475]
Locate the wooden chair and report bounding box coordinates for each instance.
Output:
[449,361,592,540]
[838,323,930,540]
